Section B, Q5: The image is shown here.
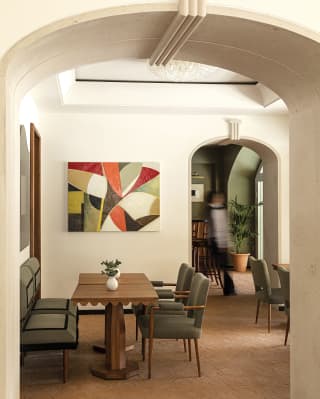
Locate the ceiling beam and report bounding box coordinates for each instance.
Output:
[149,0,207,66]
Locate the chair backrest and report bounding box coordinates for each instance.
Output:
[192,221,208,240]
[249,256,272,300]
[187,273,210,328]
[175,263,195,305]
[176,263,194,291]
[23,257,41,293]
[277,267,290,310]
[20,264,35,323]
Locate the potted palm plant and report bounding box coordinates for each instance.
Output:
[229,197,260,272]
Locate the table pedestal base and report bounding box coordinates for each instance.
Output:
[93,343,135,353]
[90,360,139,380]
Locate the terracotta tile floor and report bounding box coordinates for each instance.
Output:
[21,294,289,399]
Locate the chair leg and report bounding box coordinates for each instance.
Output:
[188,339,192,361]
[63,349,69,383]
[148,337,153,379]
[183,339,187,352]
[142,337,146,361]
[194,339,201,377]
[255,300,261,324]
[136,317,139,341]
[284,315,290,346]
[268,304,272,333]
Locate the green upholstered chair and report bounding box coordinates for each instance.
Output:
[22,257,77,318]
[138,272,209,378]
[135,263,194,340]
[249,256,284,332]
[276,266,290,345]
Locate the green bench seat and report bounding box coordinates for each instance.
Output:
[20,258,78,383]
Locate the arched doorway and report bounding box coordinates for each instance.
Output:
[1,5,320,398]
[189,138,283,287]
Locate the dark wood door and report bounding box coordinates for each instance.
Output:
[30,123,41,293]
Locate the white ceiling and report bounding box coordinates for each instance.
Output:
[29,58,288,115]
[75,59,256,83]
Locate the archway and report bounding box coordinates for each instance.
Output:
[189,137,283,287]
[1,5,320,398]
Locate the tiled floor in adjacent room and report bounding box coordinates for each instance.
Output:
[21,293,290,399]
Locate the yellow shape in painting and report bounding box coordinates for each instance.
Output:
[68,191,84,214]
[68,169,92,193]
[150,197,160,216]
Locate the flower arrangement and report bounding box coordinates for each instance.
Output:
[100,259,122,277]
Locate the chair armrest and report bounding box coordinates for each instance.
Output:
[183,305,206,310]
[159,302,184,311]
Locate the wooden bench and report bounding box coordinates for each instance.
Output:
[20,258,78,382]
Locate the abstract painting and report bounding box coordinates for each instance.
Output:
[68,162,160,232]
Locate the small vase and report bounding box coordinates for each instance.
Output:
[115,268,121,279]
[106,276,118,291]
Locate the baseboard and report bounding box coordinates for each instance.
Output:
[79,308,134,315]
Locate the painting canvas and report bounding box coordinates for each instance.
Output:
[68,162,160,232]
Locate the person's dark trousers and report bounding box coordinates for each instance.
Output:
[223,267,236,296]
[214,249,235,296]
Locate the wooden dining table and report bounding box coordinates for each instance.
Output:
[71,273,158,379]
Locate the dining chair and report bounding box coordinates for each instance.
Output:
[249,256,284,332]
[138,272,210,378]
[134,263,194,340]
[276,266,290,345]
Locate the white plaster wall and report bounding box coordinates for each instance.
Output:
[37,112,289,298]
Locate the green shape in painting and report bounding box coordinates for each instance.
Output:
[136,174,160,197]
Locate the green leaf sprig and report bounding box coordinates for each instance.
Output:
[101,259,122,277]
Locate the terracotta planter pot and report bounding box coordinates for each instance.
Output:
[230,253,250,272]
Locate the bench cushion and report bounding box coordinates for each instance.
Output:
[21,313,78,351]
[33,299,78,318]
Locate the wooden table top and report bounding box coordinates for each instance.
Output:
[72,273,158,306]
[272,263,290,271]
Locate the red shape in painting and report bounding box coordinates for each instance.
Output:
[68,162,103,176]
[103,162,122,197]
[129,167,159,193]
[110,206,127,231]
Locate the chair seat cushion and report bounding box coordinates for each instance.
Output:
[157,302,186,315]
[269,288,284,304]
[21,313,78,351]
[156,289,175,299]
[138,314,201,339]
[33,298,78,318]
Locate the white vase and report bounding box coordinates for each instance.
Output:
[106,276,118,291]
[115,268,121,279]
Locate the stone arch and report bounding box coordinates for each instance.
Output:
[1,4,320,398]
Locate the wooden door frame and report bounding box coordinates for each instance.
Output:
[30,123,41,295]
